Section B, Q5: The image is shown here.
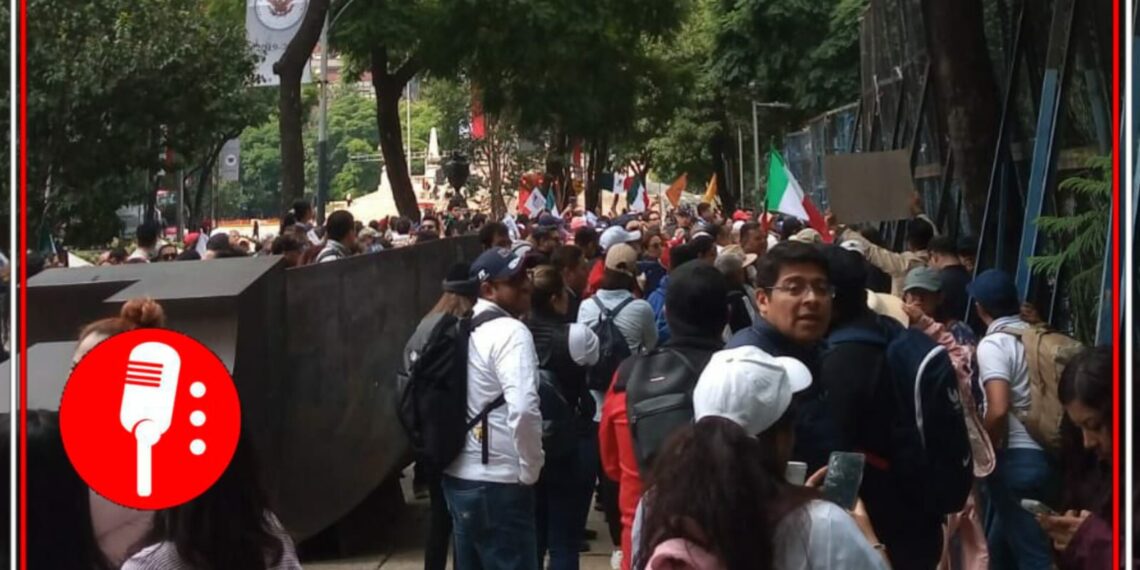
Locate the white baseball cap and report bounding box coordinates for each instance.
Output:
[599,226,642,251]
[694,346,813,436]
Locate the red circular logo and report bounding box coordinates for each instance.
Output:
[60,329,242,510]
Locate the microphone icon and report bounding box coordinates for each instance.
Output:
[119,342,181,497]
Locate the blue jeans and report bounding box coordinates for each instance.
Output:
[442,476,538,570]
[536,447,590,570]
[983,448,1056,570]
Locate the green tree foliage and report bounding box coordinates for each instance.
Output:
[713,0,863,122]
[1028,156,1111,344]
[633,0,864,202]
[28,0,266,246]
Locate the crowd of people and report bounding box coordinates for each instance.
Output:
[21,196,1115,570]
[34,199,490,276]
[398,200,1115,570]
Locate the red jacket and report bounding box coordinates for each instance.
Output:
[584,257,605,299]
[599,381,641,570]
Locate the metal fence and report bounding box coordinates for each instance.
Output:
[782,0,1114,343]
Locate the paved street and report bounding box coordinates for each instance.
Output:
[304,467,615,570]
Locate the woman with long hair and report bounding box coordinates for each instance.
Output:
[74,299,165,566]
[121,435,300,569]
[24,409,115,569]
[399,262,479,570]
[1035,346,1112,569]
[527,265,599,570]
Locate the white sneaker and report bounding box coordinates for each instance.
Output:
[610,549,623,570]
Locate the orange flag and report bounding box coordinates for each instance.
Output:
[701,174,719,205]
[665,173,687,208]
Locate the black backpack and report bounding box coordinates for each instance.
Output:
[586,297,635,391]
[829,317,973,515]
[617,347,707,477]
[536,326,580,460]
[396,310,507,474]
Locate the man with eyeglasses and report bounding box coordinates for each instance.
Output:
[726,241,839,470]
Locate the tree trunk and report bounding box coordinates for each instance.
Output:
[585,136,608,213]
[273,0,328,215]
[486,114,507,219]
[190,137,231,229]
[924,0,1000,221]
[371,47,421,222]
[709,130,736,213]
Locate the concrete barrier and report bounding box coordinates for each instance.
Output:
[20,236,483,543]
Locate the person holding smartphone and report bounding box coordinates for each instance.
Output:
[634,346,889,570]
[1034,347,1113,569]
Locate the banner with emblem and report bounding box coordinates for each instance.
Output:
[246,0,312,86]
[218,139,241,182]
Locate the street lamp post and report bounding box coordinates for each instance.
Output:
[317,0,361,226]
[749,98,792,210]
[317,17,330,225]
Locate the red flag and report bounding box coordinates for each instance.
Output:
[803,199,833,244]
[471,89,485,140]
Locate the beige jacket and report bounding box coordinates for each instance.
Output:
[841,229,930,297]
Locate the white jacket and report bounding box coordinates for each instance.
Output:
[445,299,545,485]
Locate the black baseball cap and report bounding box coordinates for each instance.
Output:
[470,247,527,283]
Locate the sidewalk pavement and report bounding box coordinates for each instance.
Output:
[303,467,616,570]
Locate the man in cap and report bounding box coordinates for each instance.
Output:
[585,226,643,298]
[969,269,1055,569]
[443,247,545,570]
[715,247,760,334]
[901,266,944,319]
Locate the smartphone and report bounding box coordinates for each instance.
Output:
[821,452,865,510]
[785,461,808,486]
[1020,499,1056,517]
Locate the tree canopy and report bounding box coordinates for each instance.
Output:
[28,0,267,245]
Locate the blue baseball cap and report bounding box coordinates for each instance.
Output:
[966,269,1019,313]
[470,247,527,283]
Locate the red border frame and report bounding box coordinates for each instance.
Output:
[1111,0,1122,566]
[18,0,27,561]
[9,1,1128,569]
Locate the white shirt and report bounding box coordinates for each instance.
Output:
[774,500,890,570]
[121,512,301,570]
[566,323,601,366]
[631,498,887,570]
[445,299,545,485]
[977,315,1041,450]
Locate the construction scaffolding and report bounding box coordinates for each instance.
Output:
[783,0,1115,344]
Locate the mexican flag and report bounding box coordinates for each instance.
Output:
[545,187,556,212]
[627,178,649,213]
[767,150,831,243]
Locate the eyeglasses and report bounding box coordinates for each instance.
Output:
[160,254,178,261]
[766,282,835,299]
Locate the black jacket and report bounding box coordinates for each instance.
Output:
[821,311,944,568]
[726,319,838,472]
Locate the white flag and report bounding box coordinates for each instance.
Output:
[524,187,546,215]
